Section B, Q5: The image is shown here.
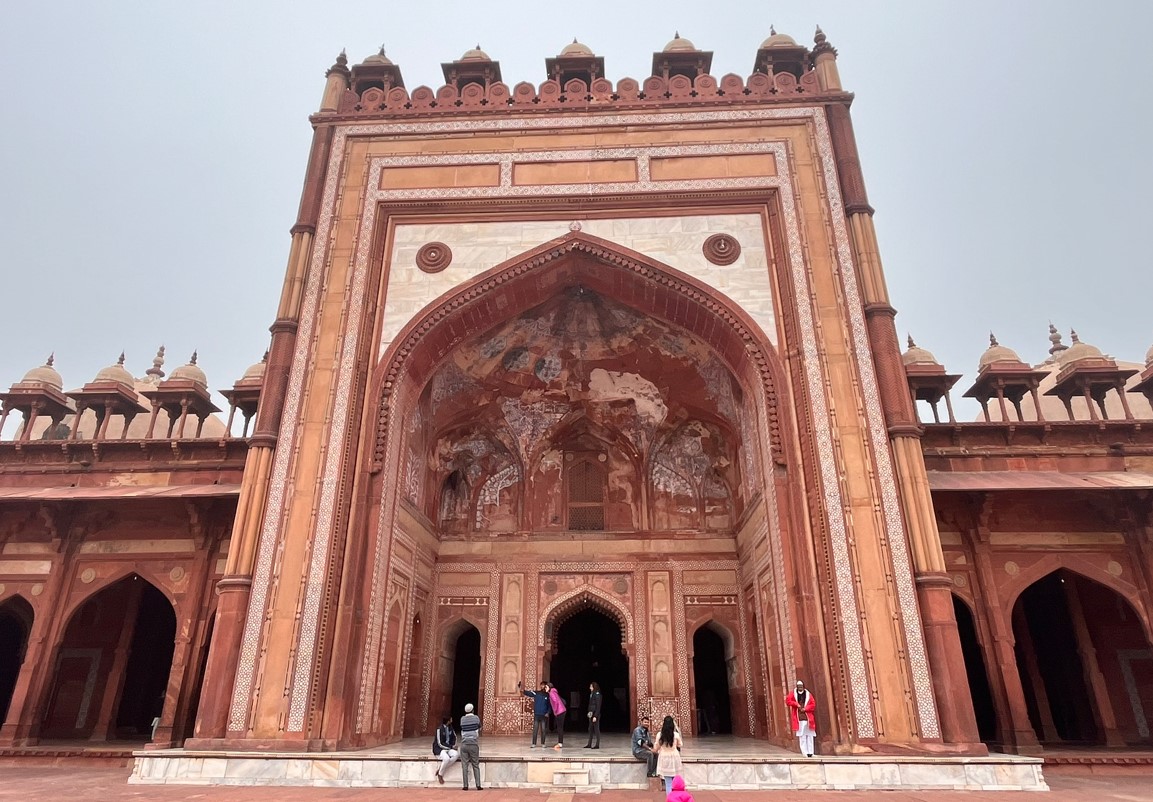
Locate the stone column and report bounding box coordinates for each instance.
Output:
[1009,605,1057,741]
[827,99,983,753]
[190,120,335,746]
[0,513,79,746]
[970,529,1042,754]
[1063,577,1125,746]
[88,580,144,741]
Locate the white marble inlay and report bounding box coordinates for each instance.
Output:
[380,214,774,358]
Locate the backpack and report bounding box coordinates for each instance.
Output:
[432,726,444,755]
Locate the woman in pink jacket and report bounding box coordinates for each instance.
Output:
[546,682,567,749]
[667,775,694,802]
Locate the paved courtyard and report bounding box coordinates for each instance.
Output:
[1,766,1151,801]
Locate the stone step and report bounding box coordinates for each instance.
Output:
[541,784,600,794]
[552,769,589,785]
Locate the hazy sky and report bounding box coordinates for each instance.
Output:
[1,1,1150,422]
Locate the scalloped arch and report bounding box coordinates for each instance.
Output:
[538,584,633,651]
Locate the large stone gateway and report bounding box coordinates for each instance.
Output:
[185,32,970,755]
[1,29,1151,790]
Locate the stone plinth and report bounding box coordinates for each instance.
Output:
[130,736,1047,792]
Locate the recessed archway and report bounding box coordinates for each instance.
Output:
[0,596,33,726]
[952,595,997,744]
[449,623,482,721]
[692,622,734,735]
[547,607,629,733]
[1012,569,1153,746]
[41,575,175,741]
[356,232,795,737]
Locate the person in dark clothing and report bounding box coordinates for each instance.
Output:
[584,681,603,749]
[459,702,483,790]
[631,714,657,776]
[518,680,552,747]
[432,715,459,784]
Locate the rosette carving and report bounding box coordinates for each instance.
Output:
[702,233,741,266]
[416,242,453,273]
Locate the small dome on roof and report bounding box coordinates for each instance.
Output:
[460,45,491,61]
[663,32,697,52]
[20,355,63,390]
[761,30,799,48]
[1060,330,1105,364]
[93,354,135,389]
[901,336,939,367]
[169,352,208,387]
[978,334,1022,369]
[241,353,268,381]
[361,46,394,66]
[560,39,594,57]
[94,353,135,387]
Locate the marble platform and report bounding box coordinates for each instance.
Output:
[130,735,1048,792]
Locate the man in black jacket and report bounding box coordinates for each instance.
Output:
[518,680,552,747]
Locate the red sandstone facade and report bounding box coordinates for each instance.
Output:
[1,31,1151,762]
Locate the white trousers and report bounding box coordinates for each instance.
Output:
[437,748,460,776]
[796,721,814,756]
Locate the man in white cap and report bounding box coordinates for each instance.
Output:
[785,680,816,757]
[459,702,483,790]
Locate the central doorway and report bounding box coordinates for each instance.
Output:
[548,608,629,733]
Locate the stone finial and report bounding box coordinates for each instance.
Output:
[145,345,166,382]
[989,332,999,347]
[1070,329,1081,345]
[46,353,55,367]
[1047,323,1067,356]
[813,25,836,56]
[262,349,270,363]
[770,25,777,36]
[326,49,351,77]
[117,352,126,366]
[190,350,199,365]
[907,334,916,349]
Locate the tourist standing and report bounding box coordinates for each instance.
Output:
[785,680,816,757]
[518,680,552,748]
[631,714,657,777]
[653,715,684,794]
[547,682,567,749]
[432,715,459,785]
[459,702,483,790]
[584,681,602,749]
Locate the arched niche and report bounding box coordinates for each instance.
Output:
[41,574,175,741]
[0,595,33,726]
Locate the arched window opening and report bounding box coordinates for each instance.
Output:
[566,456,605,531]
